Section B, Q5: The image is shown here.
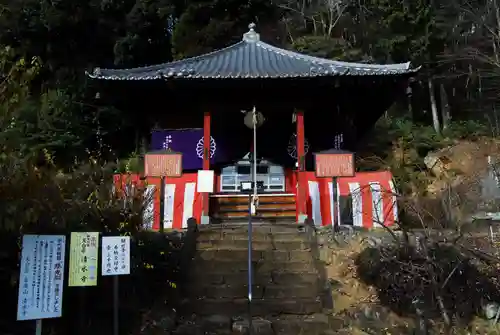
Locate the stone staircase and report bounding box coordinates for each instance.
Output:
[176,222,342,335]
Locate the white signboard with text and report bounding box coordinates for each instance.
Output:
[101,236,130,276]
[197,170,215,193]
[17,235,66,320]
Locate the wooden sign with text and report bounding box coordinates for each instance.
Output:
[144,152,182,177]
[314,152,355,178]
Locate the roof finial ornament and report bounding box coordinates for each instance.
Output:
[243,22,260,43]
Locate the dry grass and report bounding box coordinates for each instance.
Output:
[326,237,376,313]
[324,235,500,334]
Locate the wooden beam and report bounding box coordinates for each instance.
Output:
[296,110,306,221]
[202,111,211,220]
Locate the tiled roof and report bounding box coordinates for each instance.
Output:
[87,23,418,81]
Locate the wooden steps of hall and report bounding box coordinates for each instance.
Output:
[210,194,296,221]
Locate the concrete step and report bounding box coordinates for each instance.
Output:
[189,270,323,286]
[196,249,318,262]
[188,283,322,299]
[181,297,323,316]
[191,259,318,273]
[196,239,313,251]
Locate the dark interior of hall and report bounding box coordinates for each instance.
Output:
[96,75,410,168]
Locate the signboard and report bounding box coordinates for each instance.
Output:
[144,152,182,177]
[315,152,355,178]
[197,170,214,193]
[68,232,99,287]
[17,235,66,320]
[102,236,130,276]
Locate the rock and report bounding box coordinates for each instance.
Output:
[361,305,390,321]
[316,235,328,246]
[319,246,333,264]
[483,301,500,320]
[202,315,231,332]
[232,318,273,335]
[328,278,342,290]
[364,236,382,247]
[174,322,203,335]
[156,314,176,331]
[424,152,452,177]
[142,308,177,333]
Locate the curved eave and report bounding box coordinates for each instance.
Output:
[85,70,350,80]
[86,40,420,81]
[86,66,419,81]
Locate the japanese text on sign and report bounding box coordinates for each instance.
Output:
[144,153,182,177]
[315,153,355,177]
[17,235,66,320]
[101,236,130,276]
[69,232,99,287]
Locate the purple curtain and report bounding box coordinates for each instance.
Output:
[151,129,227,170]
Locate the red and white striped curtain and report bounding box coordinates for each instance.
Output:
[113,170,398,230]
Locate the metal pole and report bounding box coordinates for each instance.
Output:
[253,106,257,202]
[159,176,166,233]
[247,193,253,335]
[113,276,119,335]
[332,176,338,232]
[247,106,257,335]
[79,288,86,335]
[35,319,42,335]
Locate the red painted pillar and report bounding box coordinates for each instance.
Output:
[296,110,306,221]
[202,111,211,219]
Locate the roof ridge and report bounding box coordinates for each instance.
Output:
[254,41,347,75]
[92,41,248,75]
[257,41,411,71]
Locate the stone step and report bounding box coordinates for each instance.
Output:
[213,210,297,220]
[196,239,312,251]
[218,203,296,211]
[215,217,298,225]
[188,283,322,299]
[196,249,318,262]
[197,230,311,242]
[198,222,308,234]
[271,314,345,335]
[212,195,295,205]
[191,259,317,273]
[181,297,323,316]
[190,270,323,286]
[173,314,343,335]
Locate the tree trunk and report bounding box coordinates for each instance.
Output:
[440,83,450,130]
[493,0,500,63]
[428,78,441,134]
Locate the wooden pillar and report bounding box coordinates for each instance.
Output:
[202,111,211,223]
[296,110,307,222]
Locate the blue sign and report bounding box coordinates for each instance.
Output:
[17,235,66,320]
